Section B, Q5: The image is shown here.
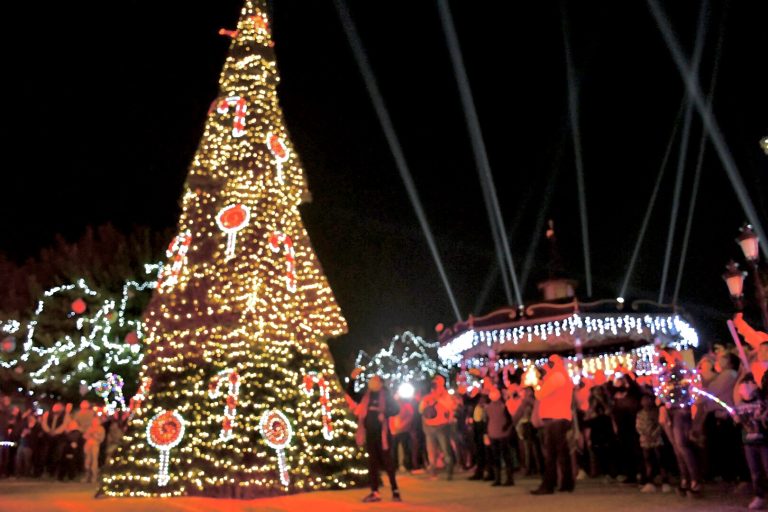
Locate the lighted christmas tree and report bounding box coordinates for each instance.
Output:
[99,0,366,498]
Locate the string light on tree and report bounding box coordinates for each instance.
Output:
[302,372,333,440]
[208,369,240,442]
[268,232,296,292]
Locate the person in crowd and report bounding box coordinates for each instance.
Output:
[41,402,71,477]
[58,420,82,481]
[705,352,745,484]
[659,358,702,497]
[0,396,13,478]
[82,417,105,483]
[531,355,575,495]
[515,386,543,477]
[584,391,616,480]
[486,387,515,486]
[636,393,670,492]
[14,415,40,477]
[347,370,401,503]
[733,373,768,510]
[610,371,642,484]
[467,384,492,481]
[419,375,456,481]
[733,313,768,389]
[73,401,96,433]
[697,356,718,387]
[390,390,414,472]
[409,388,426,473]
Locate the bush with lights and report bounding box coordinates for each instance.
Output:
[99,0,366,498]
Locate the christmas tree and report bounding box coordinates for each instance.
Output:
[99,0,366,498]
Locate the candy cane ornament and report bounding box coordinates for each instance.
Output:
[268,232,296,292]
[302,372,333,440]
[158,231,192,289]
[208,369,240,442]
[129,376,152,418]
[217,96,248,137]
[266,132,289,183]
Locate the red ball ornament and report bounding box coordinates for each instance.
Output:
[435,323,445,333]
[1,336,16,353]
[71,298,87,314]
[124,331,139,345]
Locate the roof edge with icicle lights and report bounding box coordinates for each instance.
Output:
[437,297,699,365]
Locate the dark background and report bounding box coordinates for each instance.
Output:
[4,1,767,373]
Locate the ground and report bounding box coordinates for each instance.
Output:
[0,473,752,511]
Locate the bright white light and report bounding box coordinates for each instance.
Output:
[616,297,625,304]
[397,382,415,399]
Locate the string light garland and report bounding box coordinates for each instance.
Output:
[0,269,159,393]
[352,331,448,391]
[438,313,699,364]
[99,0,367,498]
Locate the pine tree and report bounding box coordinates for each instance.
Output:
[99,0,366,498]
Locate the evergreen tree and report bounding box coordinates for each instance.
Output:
[100,0,366,498]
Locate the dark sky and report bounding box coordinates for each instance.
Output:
[5,1,767,372]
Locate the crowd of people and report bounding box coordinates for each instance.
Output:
[347,313,768,510]
[0,398,127,483]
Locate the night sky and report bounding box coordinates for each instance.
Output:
[5,1,767,372]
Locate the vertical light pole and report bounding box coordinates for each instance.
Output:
[737,224,768,328]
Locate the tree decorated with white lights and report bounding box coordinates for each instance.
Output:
[99,0,366,499]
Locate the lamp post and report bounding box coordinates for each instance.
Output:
[761,136,768,156]
[737,224,768,328]
[722,260,746,311]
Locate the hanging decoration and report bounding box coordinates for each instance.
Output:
[268,232,296,292]
[146,409,186,487]
[655,361,699,409]
[208,369,240,442]
[216,96,248,137]
[266,132,289,183]
[216,204,251,260]
[129,376,152,418]
[93,372,127,416]
[158,231,192,289]
[0,336,16,353]
[259,409,293,486]
[218,28,238,38]
[302,372,333,440]
[71,298,87,315]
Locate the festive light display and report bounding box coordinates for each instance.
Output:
[438,313,699,364]
[99,0,366,498]
[352,331,449,391]
[159,231,192,289]
[146,410,186,486]
[208,368,240,442]
[655,362,699,409]
[302,372,333,440]
[259,409,293,486]
[268,232,296,292]
[93,372,127,416]
[0,269,159,394]
[266,132,289,183]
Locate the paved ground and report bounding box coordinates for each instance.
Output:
[0,473,754,511]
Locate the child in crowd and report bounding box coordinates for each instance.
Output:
[636,394,670,493]
[83,417,105,483]
[485,387,515,487]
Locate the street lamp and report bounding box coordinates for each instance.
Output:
[761,136,768,156]
[722,260,746,310]
[736,224,768,328]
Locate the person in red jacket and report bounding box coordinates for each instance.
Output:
[531,354,575,495]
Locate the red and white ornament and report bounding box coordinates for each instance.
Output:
[129,376,152,418]
[268,232,296,292]
[208,368,240,442]
[217,96,248,137]
[158,230,192,289]
[216,204,251,260]
[259,409,292,486]
[146,409,185,487]
[302,372,333,440]
[266,132,289,183]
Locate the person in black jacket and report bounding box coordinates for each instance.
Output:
[347,370,401,503]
